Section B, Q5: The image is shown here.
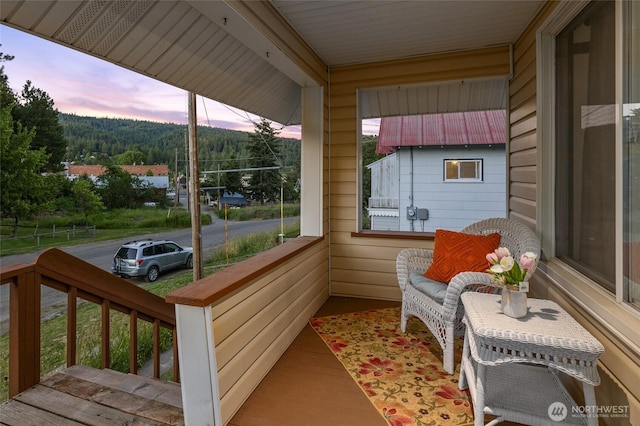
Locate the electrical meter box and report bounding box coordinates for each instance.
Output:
[406,206,418,220]
[417,208,429,220]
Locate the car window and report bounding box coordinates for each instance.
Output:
[154,244,165,255]
[143,247,153,256]
[116,248,137,259]
[165,243,179,253]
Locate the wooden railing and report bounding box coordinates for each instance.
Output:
[0,248,178,398]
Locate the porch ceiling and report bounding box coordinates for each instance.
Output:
[1,0,544,125]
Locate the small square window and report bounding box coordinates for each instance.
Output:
[444,159,482,182]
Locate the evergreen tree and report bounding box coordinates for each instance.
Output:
[220,154,244,196]
[12,81,67,172]
[0,45,15,63]
[0,67,16,110]
[247,119,282,204]
[0,105,50,235]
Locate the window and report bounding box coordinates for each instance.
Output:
[357,79,508,232]
[553,1,639,308]
[444,159,482,181]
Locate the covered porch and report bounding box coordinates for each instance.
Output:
[1,0,638,424]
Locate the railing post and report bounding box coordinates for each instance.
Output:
[67,288,77,367]
[175,304,222,425]
[9,270,40,397]
[101,300,110,369]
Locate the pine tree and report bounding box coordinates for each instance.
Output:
[12,81,67,172]
[0,105,50,235]
[247,119,282,204]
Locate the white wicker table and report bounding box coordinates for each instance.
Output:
[459,293,604,426]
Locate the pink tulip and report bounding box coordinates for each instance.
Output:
[519,252,537,271]
[486,252,499,264]
[495,247,510,259]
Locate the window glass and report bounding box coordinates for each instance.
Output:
[556,0,616,292]
[624,0,640,308]
[444,159,482,181]
[116,248,137,259]
[556,0,639,308]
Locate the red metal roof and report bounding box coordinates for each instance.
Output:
[376,110,506,154]
[67,165,169,177]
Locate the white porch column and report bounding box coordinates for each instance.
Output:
[300,85,324,237]
[175,304,222,425]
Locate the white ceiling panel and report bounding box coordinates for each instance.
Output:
[271,0,543,66]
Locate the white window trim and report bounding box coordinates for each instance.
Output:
[443,159,483,182]
[537,0,640,354]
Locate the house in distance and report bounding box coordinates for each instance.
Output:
[66,164,170,195]
[367,110,506,232]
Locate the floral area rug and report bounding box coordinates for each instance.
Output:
[310,307,474,426]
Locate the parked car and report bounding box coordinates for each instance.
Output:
[111,239,193,282]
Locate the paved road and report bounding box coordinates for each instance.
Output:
[0,214,298,333]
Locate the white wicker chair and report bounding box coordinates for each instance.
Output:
[396,217,540,374]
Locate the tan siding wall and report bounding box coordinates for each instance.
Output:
[512,2,639,422]
[327,46,511,299]
[213,241,329,423]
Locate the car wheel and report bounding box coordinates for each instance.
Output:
[186,255,193,269]
[146,266,160,282]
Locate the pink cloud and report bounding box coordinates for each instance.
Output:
[2,26,302,139]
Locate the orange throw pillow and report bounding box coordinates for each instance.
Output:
[424,229,501,283]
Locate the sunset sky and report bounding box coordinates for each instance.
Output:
[1,25,304,139]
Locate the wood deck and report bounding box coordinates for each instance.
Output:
[0,365,183,425]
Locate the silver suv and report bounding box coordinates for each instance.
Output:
[111,239,193,282]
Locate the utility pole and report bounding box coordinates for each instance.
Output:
[174,148,178,213]
[188,92,203,280]
[184,130,189,213]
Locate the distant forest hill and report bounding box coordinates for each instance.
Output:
[59,113,301,175]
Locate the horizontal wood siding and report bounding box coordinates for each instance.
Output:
[328,46,510,299]
[212,241,329,423]
[507,3,552,230]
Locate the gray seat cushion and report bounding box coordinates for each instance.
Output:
[409,272,448,304]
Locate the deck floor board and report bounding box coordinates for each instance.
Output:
[1,367,183,426]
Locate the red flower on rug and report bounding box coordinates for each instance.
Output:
[435,385,472,413]
[414,364,448,381]
[376,401,415,426]
[374,328,400,340]
[358,380,377,397]
[359,357,402,379]
[309,317,327,329]
[324,336,349,352]
[391,336,430,351]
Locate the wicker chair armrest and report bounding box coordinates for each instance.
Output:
[442,272,497,320]
[396,248,434,291]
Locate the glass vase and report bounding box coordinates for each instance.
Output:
[500,283,528,318]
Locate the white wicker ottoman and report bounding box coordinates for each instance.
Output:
[459,293,604,426]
